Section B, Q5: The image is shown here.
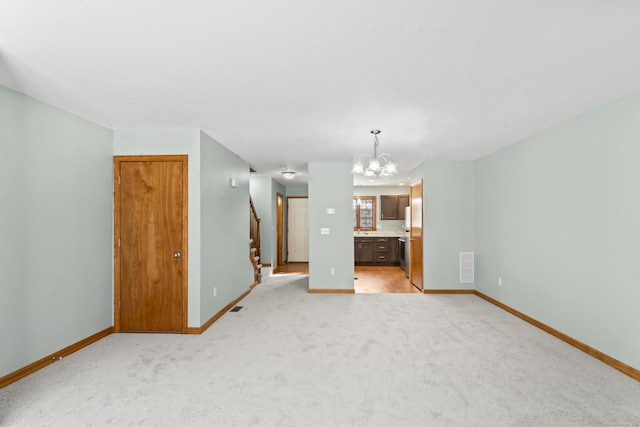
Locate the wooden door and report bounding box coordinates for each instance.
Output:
[114,155,188,333]
[276,193,284,267]
[287,197,309,262]
[410,180,423,291]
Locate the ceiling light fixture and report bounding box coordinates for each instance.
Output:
[351,130,398,178]
[281,168,296,180]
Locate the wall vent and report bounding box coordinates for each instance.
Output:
[459,252,474,283]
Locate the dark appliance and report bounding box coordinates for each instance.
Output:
[398,236,409,278]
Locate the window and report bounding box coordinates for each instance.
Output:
[353,196,376,230]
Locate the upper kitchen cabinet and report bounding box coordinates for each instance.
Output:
[380,194,410,220]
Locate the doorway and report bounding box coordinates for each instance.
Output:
[287,197,309,262]
[410,179,423,291]
[113,155,188,333]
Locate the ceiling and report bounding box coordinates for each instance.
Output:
[2,1,639,186]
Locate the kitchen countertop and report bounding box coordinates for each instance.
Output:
[353,230,405,237]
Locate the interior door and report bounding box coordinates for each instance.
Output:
[287,197,309,262]
[410,180,423,291]
[114,155,188,333]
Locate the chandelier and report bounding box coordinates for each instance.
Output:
[351,130,398,177]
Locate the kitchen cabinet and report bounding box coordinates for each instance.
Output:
[355,236,398,265]
[354,237,374,263]
[380,195,410,220]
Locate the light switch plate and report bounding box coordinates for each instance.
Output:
[326,208,335,215]
[320,228,330,235]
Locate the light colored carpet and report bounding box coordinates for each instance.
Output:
[1,273,640,426]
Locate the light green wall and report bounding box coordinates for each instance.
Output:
[113,128,203,326]
[285,185,308,197]
[475,91,640,370]
[353,185,410,232]
[411,162,475,290]
[0,86,113,378]
[308,163,354,289]
[200,131,253,324]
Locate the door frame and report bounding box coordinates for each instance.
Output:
[113,155,189,333]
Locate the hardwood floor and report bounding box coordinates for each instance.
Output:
[354,265,421,294]
[272,263,420,294]
[273,262,309,275]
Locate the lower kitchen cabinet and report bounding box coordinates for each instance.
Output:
[354,238,374,263]
[355,236,399,266]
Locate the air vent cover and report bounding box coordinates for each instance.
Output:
[459,252,474,283]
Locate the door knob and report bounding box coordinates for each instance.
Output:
[173,252,181,259]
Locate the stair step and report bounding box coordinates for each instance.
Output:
[256,264,262,269]
[250,247,257,253]
[253,256,260,262]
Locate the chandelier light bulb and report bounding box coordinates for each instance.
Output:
[383,160,397,175]
[351,161,364,174]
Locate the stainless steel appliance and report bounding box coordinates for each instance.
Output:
[398,235,410,278]
[402,206,411,277]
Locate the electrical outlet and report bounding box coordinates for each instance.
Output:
[330,268,335,275]
[498,277,503,287]
[214,286,217,296]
